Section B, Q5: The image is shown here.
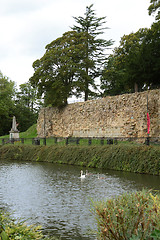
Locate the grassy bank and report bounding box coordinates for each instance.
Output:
[0,144,159,175]
[0,124,37,139]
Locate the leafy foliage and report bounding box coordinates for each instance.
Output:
[71,4,113,101]
[16,82,41,112]
[0,210,59,239]
[30,31,88,107]
[30,5,113,106]
[0,72,15,136]
[101,22,160,95]
[0,211,43,240]
[93,190,160,239]
[0,72,42,136]
[0,145,159,176]
[148,0,160,20]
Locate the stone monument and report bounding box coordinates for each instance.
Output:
[9,116,19,139]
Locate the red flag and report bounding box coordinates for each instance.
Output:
[147,112,150,134]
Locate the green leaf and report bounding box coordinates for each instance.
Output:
[151,229,160,239]
[129,236,140,240]
[0,231,9,240]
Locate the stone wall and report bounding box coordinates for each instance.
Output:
[37,89,160,138]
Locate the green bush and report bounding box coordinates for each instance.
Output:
[0,211,43,240]
[93,190,160,240]
[0,211,59,240]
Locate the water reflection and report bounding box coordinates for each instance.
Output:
[0,160,159,239]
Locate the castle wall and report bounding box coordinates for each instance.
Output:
[37,89,160,138]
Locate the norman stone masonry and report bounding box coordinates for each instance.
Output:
[37,89,160,138]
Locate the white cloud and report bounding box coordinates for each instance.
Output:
[0,0,53,15]
[0,0,154,85]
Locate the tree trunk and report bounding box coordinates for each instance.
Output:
[134,82,138,92]
[84,78,88,101]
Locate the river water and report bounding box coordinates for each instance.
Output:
[0,159,159,239]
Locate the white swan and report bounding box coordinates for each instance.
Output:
[80,170,86,179]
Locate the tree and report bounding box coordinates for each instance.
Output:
[0,71,15,135]
[101,29,147,94]
[30,31,88,107]
[148,0,160,20]
[14,82,41,132]
[16,82,40,112]
[71,4,113,101]
[140,21,160,88]
[0,71,42,136]
[100,55,127,96]
[101,24,160,96]
[13,104,37,132]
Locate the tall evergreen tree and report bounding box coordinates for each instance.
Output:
[71,4,113,101]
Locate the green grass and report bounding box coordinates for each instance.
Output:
[0,124,37,139]
[20,124,37,138]
[0,124,159,148]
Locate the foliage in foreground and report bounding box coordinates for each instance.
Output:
[0,211,58,240]
[93,190,160,240]
[0,211,43,240]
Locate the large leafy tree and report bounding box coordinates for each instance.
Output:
[30,31,88,107]
[140,21,160,88]
[71,4,113,101]
[100,54,127,96]
[148,0,160,20]
[101,29,147,95]
[101,23,160,95]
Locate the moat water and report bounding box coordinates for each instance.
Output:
[0,160,159,239]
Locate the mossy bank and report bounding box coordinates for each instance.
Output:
[0,144,160,175]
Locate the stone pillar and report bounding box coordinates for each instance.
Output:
[9,116,20,139]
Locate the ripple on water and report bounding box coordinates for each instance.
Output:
[0,160,160,239]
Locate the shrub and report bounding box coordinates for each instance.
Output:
[0,211,60,240]
[0,211,43,240]
[93,190,160,240]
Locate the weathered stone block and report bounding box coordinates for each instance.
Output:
[37,89,160,138]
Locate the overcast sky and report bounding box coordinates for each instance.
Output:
[0,0,154,87]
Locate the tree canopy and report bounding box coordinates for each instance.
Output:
[0,73,42,136]
[0,72,15,135]
[101,22,160,96]
[30,4,113,107]
[71,4,113,101]
[148,0,160,20]
[30,31,88,107]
